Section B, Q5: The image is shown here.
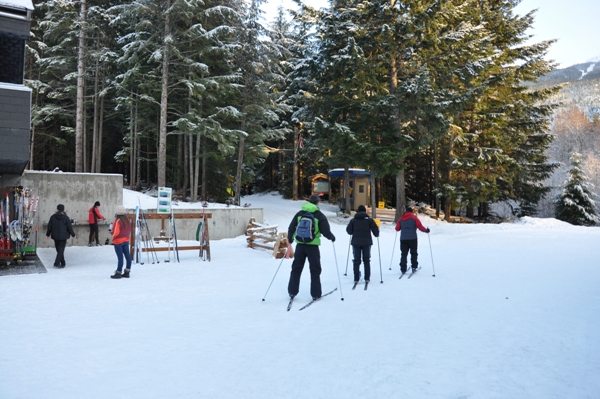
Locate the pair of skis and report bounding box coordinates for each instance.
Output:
[399,267,421,279]
[352,280,369,290]
[287,288,338,311]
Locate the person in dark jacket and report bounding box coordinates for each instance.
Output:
[394,206,430,275]
[88,201,106,247]
[46,204,76,268]
[346,205,379,283]
[287,194,336,300]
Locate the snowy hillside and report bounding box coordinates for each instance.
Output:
[538,61,600,84]
[1,191,599,399]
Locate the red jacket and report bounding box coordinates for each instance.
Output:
[111,218,131,245]
[395,211,427,240]
[88,206,105,224]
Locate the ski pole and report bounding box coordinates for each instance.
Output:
[344,235,351,276]
[332,241,344,301]
[389,230,398,270]
[377,236,383,283]
[428,233,436,277]
[262,244,291,301]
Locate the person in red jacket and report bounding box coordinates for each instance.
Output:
[88,201,106,247]
[394,206,430,275]
[110,206,132,279]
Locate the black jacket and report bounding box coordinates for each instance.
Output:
[346,211,379,246]
[46,212,76,241]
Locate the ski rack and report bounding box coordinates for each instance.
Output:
[127,212,212,262]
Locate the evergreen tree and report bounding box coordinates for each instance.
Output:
[554,152,598,226]
[231,0,285,205]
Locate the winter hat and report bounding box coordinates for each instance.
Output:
[308,194,320,204]
[115,206,127,215]
[57,204,65,212]
[357,205,366,213]
[406,206,413,213]
[94,201,100,207]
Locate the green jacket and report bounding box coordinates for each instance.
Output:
[287,202,334,245]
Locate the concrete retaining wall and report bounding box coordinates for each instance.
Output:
[131,207,264,243]
[20,171,263,248]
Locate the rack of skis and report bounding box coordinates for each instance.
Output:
[131,203,211,265]
[0,186,39,263]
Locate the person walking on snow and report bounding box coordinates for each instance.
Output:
[346,205,379,283]
[110,205,132,279]
[287,194,336,300]
[395,206,430,275]
[46,204,76,268]
[88,201,106,247]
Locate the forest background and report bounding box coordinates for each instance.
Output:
[24,0,600,221]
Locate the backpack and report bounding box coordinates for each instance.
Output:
[295,212,316,243]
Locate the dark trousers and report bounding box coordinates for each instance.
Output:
[53,239,67,266]
[288,244,322,298]
[400,239,418,273]
[352,244,371,282]
[89,223,99,245]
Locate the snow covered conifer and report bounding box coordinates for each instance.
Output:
[554,152,599,226]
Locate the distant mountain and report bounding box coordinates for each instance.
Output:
[538,59,600,85]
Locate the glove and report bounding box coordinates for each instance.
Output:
[426,228,430,233]
[330,234,336,242]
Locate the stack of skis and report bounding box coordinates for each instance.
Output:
[132,202,179,265]
[0,187,39,261]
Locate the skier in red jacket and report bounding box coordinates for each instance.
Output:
[394,206,430,275]
[88,201,106,246]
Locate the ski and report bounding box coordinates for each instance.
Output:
[352,282,358,290]
[407,267,421,279]
[399,272,407,279]
[287,296,295,311]
[171,208,180,262]
[364,281,369,290]
[298,288,338,311]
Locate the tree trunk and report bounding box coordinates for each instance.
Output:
[157,0,171,188]
[389,51,406,221]
[75,0,86,173]
[201,136,207,202]
[183,134,189,198]
[434,141,440,219]
[187,133,193,201]
[129,105,135,189]
[91,55,99,173]
[370,169,376,219]
[444,138,454,221]
[193,132,201,202]
[293,126,299,201]
[343,167,350,214]
[97,90,104,172]
[235,135,245,206]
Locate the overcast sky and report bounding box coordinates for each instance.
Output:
[262,0,600,68]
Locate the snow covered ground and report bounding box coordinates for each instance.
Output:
[1,191,599,399]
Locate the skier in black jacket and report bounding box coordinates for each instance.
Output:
[46,204,76,268]
[346,205,379,283]
[287,194,336,300]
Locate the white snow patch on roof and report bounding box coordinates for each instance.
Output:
[0,0,33,10]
